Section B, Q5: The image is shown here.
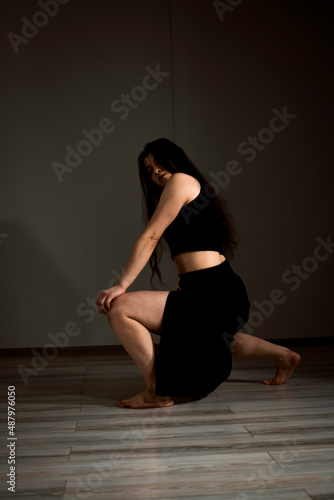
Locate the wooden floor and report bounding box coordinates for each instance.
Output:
[1,344,333,500]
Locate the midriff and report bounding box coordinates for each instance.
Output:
[174,251,226,275]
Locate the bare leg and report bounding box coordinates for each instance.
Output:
[231,332,301,384]
[107,291,174,409]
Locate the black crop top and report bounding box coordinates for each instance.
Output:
[162,181,225,260]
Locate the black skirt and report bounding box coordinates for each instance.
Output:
[155,259,250,398]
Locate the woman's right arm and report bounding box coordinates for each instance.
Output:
[96,173,196,313]
[115,173,196,291]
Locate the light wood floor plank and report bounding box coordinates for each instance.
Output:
[0,345,332,499]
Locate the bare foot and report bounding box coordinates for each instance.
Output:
[117,389,175,409]
[264,349,301,385]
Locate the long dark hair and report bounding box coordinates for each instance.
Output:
[137,138,240,287]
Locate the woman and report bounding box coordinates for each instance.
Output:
[96,138,301,409]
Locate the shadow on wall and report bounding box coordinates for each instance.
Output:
[0,220,102,349]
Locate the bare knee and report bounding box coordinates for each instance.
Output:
[107,295,128,323]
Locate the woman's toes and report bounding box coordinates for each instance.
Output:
[264,350,301,385]
[116,390,174,409]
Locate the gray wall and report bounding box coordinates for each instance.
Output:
[1,0,333,349]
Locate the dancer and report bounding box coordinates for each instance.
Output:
[96,138,300,409]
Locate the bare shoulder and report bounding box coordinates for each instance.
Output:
[164,172,201,198]
[142,172,201,241]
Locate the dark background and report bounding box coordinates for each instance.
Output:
[1,0,333,348]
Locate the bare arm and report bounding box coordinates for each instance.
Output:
[115,234,158,290]
[96,173,198,313]
[116,172,198,290]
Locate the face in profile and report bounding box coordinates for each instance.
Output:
[143,153,173,187]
